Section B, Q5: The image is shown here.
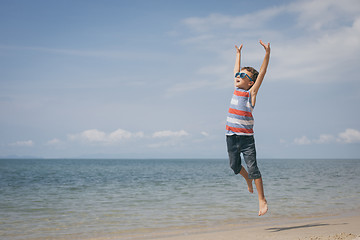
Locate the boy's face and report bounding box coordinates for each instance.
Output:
[235,69,254,90]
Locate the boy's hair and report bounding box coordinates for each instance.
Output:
[241,67,259,83]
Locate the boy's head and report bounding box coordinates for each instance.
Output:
[234,67,259,90]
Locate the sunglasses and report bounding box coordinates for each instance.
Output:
[235,72,254,82]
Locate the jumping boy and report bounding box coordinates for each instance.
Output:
[226,40,270,216]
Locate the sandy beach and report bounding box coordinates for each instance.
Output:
[116,213,360,240]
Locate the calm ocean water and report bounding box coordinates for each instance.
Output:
[1,158,360,239]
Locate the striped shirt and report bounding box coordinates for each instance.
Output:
[226,88,254,135]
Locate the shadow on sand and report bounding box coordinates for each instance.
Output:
[266,222,348,232]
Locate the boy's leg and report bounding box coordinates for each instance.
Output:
[242,136,268,216]
[239,167,253,193]
[254,177,268,216]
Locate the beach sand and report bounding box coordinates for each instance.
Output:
[117,213,360,240]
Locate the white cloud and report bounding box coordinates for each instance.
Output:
[313,134,335,144]
[201,131,210,137]
[10,140,34,147]
[337,128,360,143]
[80,129,106,142]
[181,0,360,39]
[175,0,360,93]
[61,128,190,147]
[108,129,144,141]
[148,130,190,148]
[287,0,360,31]
[272,15,360,82]
[68,128,144,144]
[294,136,312,145]
[182,7,285,33]
[294,129,360,145]
[152,130,189,138]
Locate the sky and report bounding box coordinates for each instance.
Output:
[1,0,360,159]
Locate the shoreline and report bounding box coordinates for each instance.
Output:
[109,211,360,240]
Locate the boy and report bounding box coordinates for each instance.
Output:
[226,40,270,216]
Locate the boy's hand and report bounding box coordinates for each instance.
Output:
[259,40,270,53]
[235,44,243,54]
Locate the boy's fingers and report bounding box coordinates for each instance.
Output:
[259,40,270,50]
[235,44,243,51]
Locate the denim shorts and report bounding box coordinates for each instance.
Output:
[226,135,261,179]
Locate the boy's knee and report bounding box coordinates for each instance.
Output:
[248,166,261,179]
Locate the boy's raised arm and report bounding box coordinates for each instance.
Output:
[234,44,243,76]
[250,40,270,102]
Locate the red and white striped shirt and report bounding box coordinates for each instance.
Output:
[226,88,254,135]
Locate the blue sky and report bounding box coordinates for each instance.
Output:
[1,0,360,159]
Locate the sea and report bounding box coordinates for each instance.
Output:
[1,158,360,240]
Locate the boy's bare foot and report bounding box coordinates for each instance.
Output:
[246,179,253,193]
[258,199,268,216]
